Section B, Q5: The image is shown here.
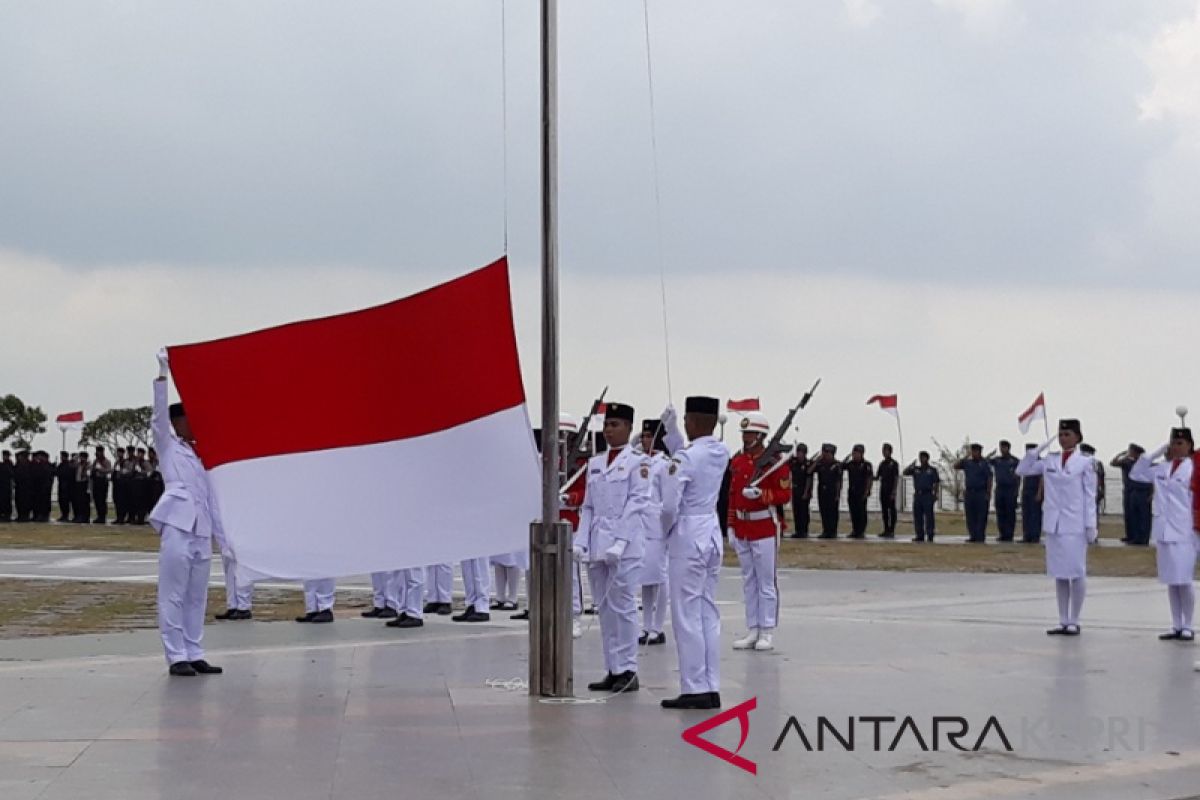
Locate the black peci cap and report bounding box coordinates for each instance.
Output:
[604,403,635,423]
[1059,419,1082,438]
[685,396,720,415]
[1172,427,1194,445]
[641,419,660,435]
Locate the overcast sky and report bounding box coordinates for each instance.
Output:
[2,0,1199,459]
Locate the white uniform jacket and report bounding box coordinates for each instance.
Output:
[633,447,672,540]
[148,379,223,546]
[1132,446,1195,545]
[662,436,730,555]
[1016,448,1097,534]
[578,446,652,563]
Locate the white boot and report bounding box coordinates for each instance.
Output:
[733,628,760,650]
[572,619,583,639]
[754,632,775,651]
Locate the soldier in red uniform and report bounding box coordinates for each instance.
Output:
[727,411,791,652]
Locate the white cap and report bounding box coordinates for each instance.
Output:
[558,413,579,433]
[738,411,770,435]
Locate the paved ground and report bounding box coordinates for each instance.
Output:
[0,566,1198,800]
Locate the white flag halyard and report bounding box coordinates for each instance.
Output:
[165,257,539,580]
[1018,392,1047,435]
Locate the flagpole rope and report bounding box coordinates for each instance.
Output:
[641,0,673,401]
[500,0,510,255]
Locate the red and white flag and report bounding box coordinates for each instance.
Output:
[1018,392,1046,435]
[166,257,539,580]
[866,394,898,418]
[727,398,761,413]
[56,411,84,429]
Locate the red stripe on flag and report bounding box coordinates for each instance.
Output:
[56,411,84,424]
[866,394,898,409]
[727,398,760,412]
[168,258,526,469]
[1018,392,1045,423]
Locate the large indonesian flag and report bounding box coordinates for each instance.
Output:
[866,394,898,418]
[56,411,85,429]
[165,257,539,580]
[1018,392,1046,435]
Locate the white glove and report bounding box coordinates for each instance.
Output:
[604,540,626,565]
[660,404,678,430]
[156,347,170,379]
[1086,527,1098,544]
[558,492,570,506]
[572,544,586,563]
[742,486,762,501]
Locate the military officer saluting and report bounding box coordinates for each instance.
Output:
[727,411,790,652]
[1113,445,1153,546]
[1017,419,1097,636]
[955,444,993,542]
[577,402,651,695]
[1131,427,1198,641]
[1020,443,1044,543]
[788,444,812,539]
[659,396,730,710]
[990,441,1020,542]
[876,444,900,539]
[811,444,843,538]
[844,444,873,539]
[904,452,940,542]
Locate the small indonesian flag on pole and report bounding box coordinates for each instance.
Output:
[866,394,898,418]
[56,411,84,429]
[1018,392,1046,435]
[727,398,761,413]
[165,257,539,580]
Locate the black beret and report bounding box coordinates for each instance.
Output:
[1059,419,1082,438]
[604,403,635,423]
[685,396,720,415]
[169,402,186,420]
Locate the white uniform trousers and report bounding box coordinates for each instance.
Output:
[493,564,522,603]
[460,557,492,614]
[157,525,212,665]
[642,582,668,635]
[369,571,402,611]
[425,564,453,604]
[731,536,778,630]
[572,562,585,617]
[303,578,336,613]
[221,554,254,612]
[395,568,426,618]
[587,558,640,675]
[669,539,723,695]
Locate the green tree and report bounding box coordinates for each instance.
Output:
[0,394,48,450]
[80,407,153,452]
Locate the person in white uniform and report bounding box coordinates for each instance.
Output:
[362,571,401,619]
[149,349,224,677]
[659,396,729,710]
[634,419,671,647]
[297,579,336,623]
[385,567,427,629]
[453,556,492,622]
[214,554,254,621]
[1131,427,1198,641]
[423,564,454,615]
[577,402,652,694]
[1016,418,1097,636]
[490,550,526,612]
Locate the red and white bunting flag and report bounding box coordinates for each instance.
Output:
[1018,392,1046,435]
[56,411,84,429]
[727,398,761,413]
[866,394,899,418]
[166,257,538,580]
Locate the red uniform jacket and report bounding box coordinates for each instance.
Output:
[728,449,791,541]
[560,461,587,532]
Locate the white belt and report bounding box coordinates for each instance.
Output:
[735,510,774,522]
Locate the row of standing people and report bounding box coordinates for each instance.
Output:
[0,446,164,525]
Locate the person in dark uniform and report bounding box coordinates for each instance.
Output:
[130,447,150,524]
[0,450,13,521]
[954,444,992,542]
[989,440,1020,542]
[91,446,112,524]
[904,452,940,542]
[147,447,165,510]
[71,452,92,523]
[55,452,75,522]
[1111,444,1152,545]
[844,444,873,539]
[788,443,812,539]
[876,443,900,538]
[112,447,130,524]
[12,451,32,522]
[1020,443,1043,543]
[810,444,843,538]
[31,452,53,522]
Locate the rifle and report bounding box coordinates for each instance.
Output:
[565,386,608,467]
[751,378,821,482]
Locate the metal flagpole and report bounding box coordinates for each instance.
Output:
[894,409,906,513]
[529,0,572,699]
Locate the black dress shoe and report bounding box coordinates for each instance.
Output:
[361,606,387,618]
[610,672,639,692]
[583,606,597,616]
[709,692,722,708]
[190,660,223,675]
[661,693,717,710]
[295,612,317,623]
[436,603,453,615]
[377,607,398,619]
[511,609,529,620]
[647,632,666,646]
[789,533,808,539]
[386,613,425,629]
[588,673,617,692]
[1046,625,1069,635]
[214,608,239,621]
[817,534,837,539]
[638,631,650,645]
[168,662,197,677]
[310,609,334,623]
[452,609,490,623]
[498,601,518,612]
[1160,630,1183,640]
[1062,625,1081,636]
[1181,630,1195,641]
[423,602,439,614]
[878,533,895,539]
[233,609,253,620]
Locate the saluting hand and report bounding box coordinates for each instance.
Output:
[156,347,170,380]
